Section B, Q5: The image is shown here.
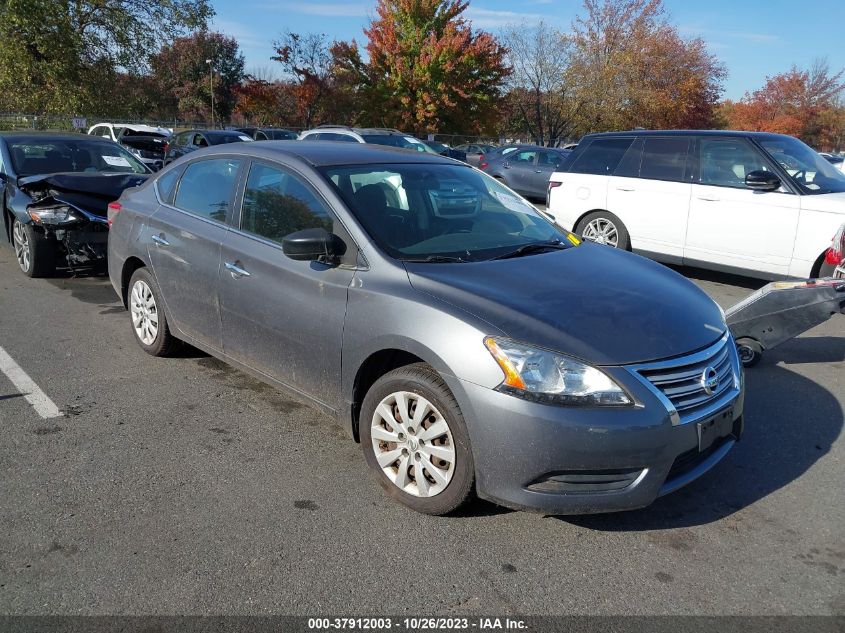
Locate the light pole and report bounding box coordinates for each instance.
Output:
[205,58,214,128]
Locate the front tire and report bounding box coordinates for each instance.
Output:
[575,211,631,251]
[127,267,180,357]
[360,363,474,515]
[12,219,56,278]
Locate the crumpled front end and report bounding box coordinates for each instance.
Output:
[25,194,109,266]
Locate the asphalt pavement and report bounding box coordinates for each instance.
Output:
[0,242,843,617]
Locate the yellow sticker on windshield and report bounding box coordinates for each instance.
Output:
[567,233,581,246]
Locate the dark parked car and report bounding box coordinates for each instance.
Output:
[484,145,572,200]
[163,130,253,165]
[454,143,496,167]
[1,133,149,277]
[109,142,744,516]
[422,140,467,162]
[235,127,299,141]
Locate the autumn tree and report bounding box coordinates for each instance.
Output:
[362,0,510,134]
[150,31,245,123]
[0,0,212,114]
[272,31,336,129]
[233,78,299,127]
[722,59,845,147]
[569,0,725,133]
[500,21,579,145]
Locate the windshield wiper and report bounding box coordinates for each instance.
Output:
[403,255,466,263]
[489,239,567,261]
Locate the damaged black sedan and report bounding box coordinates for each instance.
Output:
[0,133,149,277]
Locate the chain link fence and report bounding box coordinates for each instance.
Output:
[0,113,575,147]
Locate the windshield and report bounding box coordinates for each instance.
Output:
[8,139,149,176]
[320,163,578,262]
[361,134,437,154]
[760,136,845,195]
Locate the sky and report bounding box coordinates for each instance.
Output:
[210,0,845,100]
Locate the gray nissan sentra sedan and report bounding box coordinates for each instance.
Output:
[108,142,745,516]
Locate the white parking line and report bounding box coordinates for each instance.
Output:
[0,345,62,419]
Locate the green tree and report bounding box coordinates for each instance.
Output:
[362,0,510,134]
[150,31,245,123]
[0,0,212,114]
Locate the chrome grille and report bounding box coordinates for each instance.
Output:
[630,334,738,425]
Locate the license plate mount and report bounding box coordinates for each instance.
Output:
[697,408,734,452]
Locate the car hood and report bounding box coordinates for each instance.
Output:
[799,191,845,213]
[405,244,726,366]
[18,172,149,217]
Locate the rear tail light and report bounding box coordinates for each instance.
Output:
[163,142,170,154]
[546,180,562,207]
[107,201,121,228]
[825,224,845,266]
[479,160,488,170]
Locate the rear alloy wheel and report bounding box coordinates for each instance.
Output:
[128,267,180,356]
[12,219,56,278]
[576,211,631,251]
[361,363,474,515]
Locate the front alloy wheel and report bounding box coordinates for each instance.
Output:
[12,219,56,277]
[12,219,30,273]
[370,390,456,498]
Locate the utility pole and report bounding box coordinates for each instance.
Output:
[206,58,214,128]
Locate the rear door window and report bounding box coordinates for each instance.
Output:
[639,138,690,182]
[538,151,562,167]
[174,158,242,223]
[511,150,538,165]
[569,138,635,175]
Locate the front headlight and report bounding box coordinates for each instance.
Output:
[484,337,632,406]
[28,205,82,225]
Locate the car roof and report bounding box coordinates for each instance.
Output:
[302,127,414,137]
[192,140,457,167]
[581,129,797,142]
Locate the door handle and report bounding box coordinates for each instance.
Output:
[151,234,170,247]
[615,186,635,192]
[534,169,544,173]
[225,261,251,278]
[697,196,720,202]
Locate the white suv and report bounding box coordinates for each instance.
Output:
[546,131,845,279]
[298,126,435,153]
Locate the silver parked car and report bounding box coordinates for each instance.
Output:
[108,142,745,516]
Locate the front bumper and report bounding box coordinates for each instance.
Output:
[445,342,744,515]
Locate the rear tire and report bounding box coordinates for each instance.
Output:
[360,363,474,516]
[575,211,631,251]
[127,267,181,357]
[12,219,56,278]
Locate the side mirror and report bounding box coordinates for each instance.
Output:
[746,170,780,192]
[282,227,345,264]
